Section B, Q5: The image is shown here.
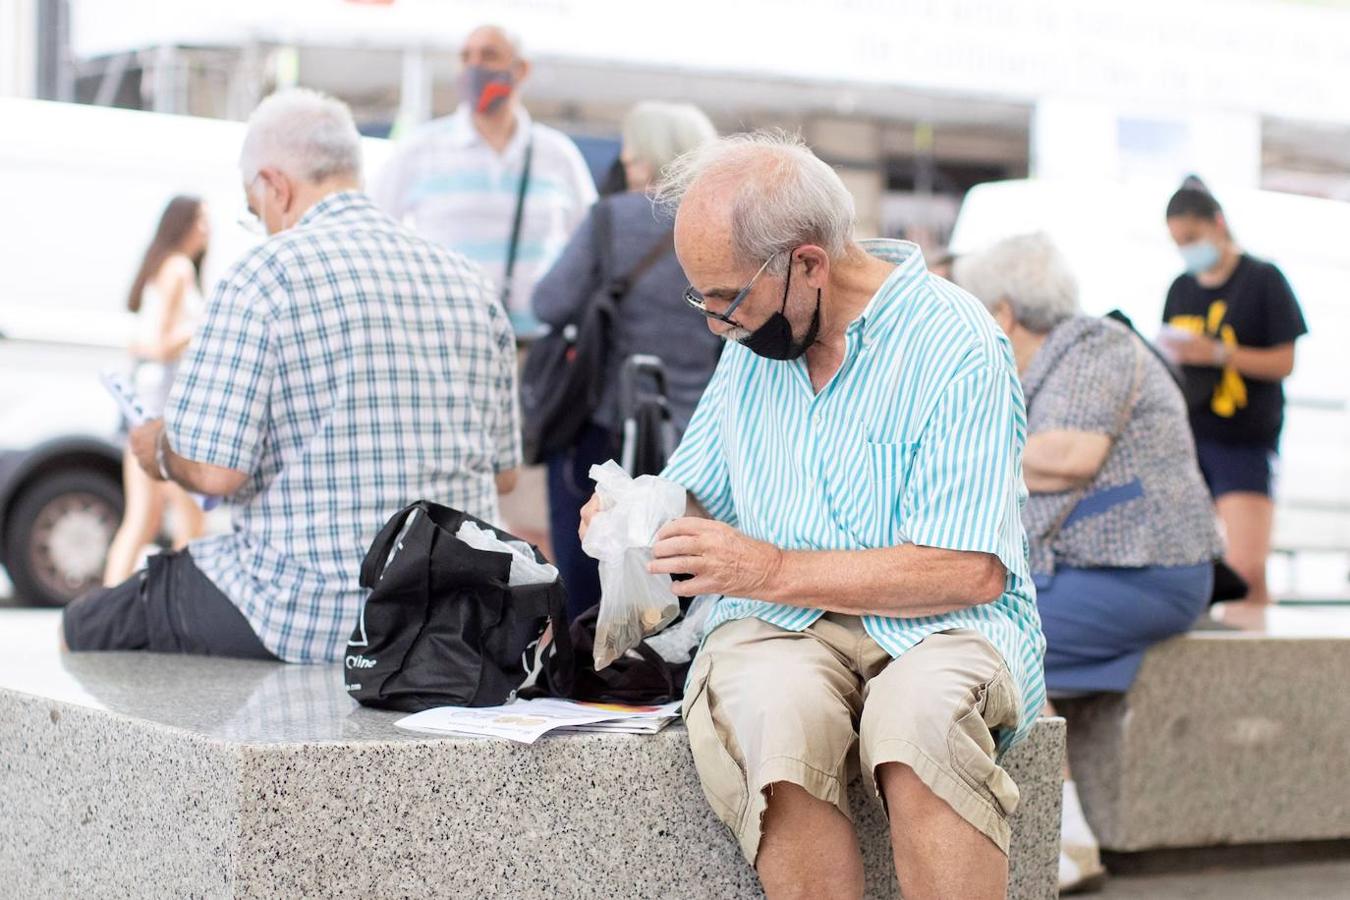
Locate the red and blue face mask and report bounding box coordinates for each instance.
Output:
[460,65,515,115]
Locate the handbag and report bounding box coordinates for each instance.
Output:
[520,199,674,464]
[344,501,573,712]
[520,604,690,706]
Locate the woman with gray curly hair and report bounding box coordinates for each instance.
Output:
[532,101,722,620]
[956,232,1223,894]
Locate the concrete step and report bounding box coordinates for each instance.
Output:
[0,611,1064,899]
[1059,605,1350,852]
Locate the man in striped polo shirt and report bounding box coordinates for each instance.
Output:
[583,133,1045,899]
[374,25,596,336]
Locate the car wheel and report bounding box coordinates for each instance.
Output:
[4,470,123,607]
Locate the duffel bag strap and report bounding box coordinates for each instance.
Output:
[359,501,430,589]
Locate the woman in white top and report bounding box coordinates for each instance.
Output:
[103,196,210,585]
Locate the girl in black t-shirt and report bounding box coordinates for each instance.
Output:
[1160,177,1308,607]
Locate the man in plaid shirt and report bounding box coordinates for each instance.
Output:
[63,89,520,663]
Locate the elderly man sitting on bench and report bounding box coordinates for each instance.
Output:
[581,132,1046,900]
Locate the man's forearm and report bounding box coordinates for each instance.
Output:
[158,434,248,497]
[762,543,1006,617]
[162,448,218,495]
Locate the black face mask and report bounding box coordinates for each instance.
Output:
[739,258,821,360]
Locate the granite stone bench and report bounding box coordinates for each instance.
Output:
[1058,605,1350,852]
[1,610,1063,899]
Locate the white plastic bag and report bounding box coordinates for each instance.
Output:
[644,594,715,665]
[582,460,685,669]
[455,521,559,587]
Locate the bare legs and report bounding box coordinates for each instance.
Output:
[1216,492,1274,607]
[878,763,1007,900]
[165,482,205,550]
[103,450,206,585]
[103,451,164,585]
[757,783,863,900]
[755,768,1006,900]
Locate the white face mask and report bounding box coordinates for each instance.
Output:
[1178,239,1221,275]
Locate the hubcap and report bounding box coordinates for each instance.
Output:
[29,492,118,601]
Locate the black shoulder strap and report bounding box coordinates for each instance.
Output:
[1105,309,1185,392]
[500,134,535,310]
[593,198,615,294]
[610,230,675,304]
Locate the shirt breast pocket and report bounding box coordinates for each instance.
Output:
[859,440,918,548]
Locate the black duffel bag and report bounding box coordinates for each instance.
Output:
[344,501,573,712]
[520,604,691,706]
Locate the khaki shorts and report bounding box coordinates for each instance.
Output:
[682,614,1021,864]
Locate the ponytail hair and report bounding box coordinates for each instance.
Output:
[1166,174,1222,221]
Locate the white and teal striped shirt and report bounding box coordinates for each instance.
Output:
[663,240,1046,749]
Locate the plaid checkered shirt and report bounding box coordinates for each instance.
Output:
[165,191,520,663]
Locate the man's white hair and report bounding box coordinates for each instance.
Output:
[953,232,1080,334]
[621,102,717,181]
[238,88,363,184]
[656,130,856,272]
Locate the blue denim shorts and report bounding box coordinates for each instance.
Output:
[1194,438,1275,498]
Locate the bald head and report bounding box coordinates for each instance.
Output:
[660,131,856,278]
[461,25,526,67]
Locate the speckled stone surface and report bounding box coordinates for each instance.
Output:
[1058,606,1350,852]
[1,610,1062,898]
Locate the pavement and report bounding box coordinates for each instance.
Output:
[1099,859,1350,898]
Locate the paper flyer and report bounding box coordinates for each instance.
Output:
[394,698,682,744]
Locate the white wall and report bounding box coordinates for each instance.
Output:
[1033,97,1263,188]
[0,0,37,99]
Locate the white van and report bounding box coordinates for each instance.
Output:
[948,178,1350,579]
[0,99,389,605]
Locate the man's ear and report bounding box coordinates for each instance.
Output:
[513,58,530,86]
[798,245,830,288]
[263,168,295,219]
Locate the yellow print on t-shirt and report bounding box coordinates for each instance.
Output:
[1168,300,1245,417]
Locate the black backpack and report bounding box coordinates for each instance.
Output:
[344,501,573,712]
[520,199,673,464]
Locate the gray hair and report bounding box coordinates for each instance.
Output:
[655,130,856,273]
[238,88,363,184]
[952,232,1079,334]
[621,102,717,179]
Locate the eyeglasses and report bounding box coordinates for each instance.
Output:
[683,252,782,326]
[237,173,265,235]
